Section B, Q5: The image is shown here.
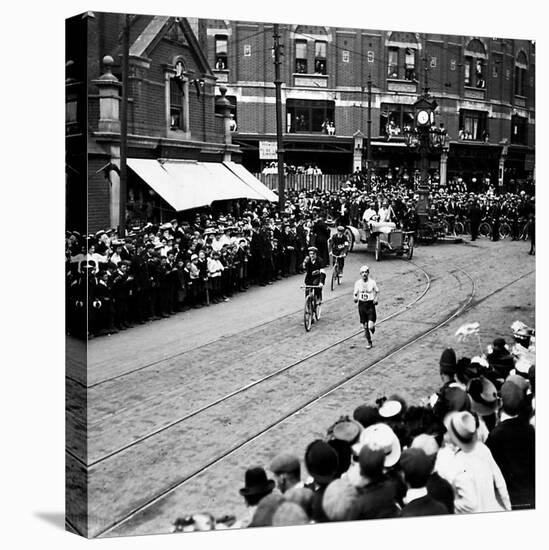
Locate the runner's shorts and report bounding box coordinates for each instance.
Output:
[358,300,377,324]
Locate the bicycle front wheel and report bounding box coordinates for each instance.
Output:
[330,266,337,291]
[499,222,511,240]
[304,294,313,331]
[315,296,322,321]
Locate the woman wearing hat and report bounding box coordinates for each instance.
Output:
[436,411,511,514]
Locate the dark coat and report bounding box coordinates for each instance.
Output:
[348,475,401,521]
[486,417,535,509]
[401,494,448,517]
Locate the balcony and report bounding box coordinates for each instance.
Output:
[213,69,229,83]
[386,79,417,93]
[464,86,486,100]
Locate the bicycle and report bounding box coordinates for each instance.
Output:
[301,285,322,331]
[330,253,346,291]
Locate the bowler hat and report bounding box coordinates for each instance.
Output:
[304,440,339,485]
[467,376,499,416]
[239,467,275,497]
[353,404,380,428]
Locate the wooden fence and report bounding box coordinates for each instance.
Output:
[253,173,351,193]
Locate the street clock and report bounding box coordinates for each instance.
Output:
[413,95,438,128]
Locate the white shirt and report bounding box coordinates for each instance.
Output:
[354,278,378,302]
[362,208,377,222]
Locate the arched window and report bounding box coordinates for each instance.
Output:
[386,32,419,81]
[464,39,487,89]
[514,51,528,96]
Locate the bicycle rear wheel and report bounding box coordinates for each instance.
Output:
[499,222,511,240]
[454,221,465,235]
[304,295,313,331]
[479,222,492,238]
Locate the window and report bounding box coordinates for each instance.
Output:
[458,110,488,141]
[295,40,307,73]
[286,99,335,133]
[388,47,398,78]
[511,115,528,145]
[514,51,527,96]
[464,39,487,89]
[404,48,416,80]
[380,103,415,138]
[170,78,184,130]
[387,46,416,80]
[314,41,327,74]
[215,35,228,70]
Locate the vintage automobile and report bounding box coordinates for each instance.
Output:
[345,221,414,261]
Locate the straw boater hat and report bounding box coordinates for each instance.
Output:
[351,423,401,468]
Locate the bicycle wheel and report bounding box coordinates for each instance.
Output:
[304,294,313,331]
[439,219,449,237]
[330,265,337,291]
[344,228,355,252]
[499,222,511,240]
[315,295,322,321]
[406,234,414,260]
[454,221,465,235]
[479,222,492,239]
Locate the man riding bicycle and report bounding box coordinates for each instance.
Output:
[303,246,326,303]
[330,225,349,274]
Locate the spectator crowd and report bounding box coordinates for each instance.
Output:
[66,180,535,339]
[172,321,536,531]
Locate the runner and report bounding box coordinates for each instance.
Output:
[353,265,379,349]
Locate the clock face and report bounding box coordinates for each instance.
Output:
[417,110,430,125]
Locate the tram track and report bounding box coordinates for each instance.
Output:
[93,264,479,538]
[67,262,431,470]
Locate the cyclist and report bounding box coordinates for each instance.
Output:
[329,225,349,275]
[353,265,379,349]
[303,246,326,305]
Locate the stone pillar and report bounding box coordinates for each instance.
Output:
[215,86,233,162]
[92,56,121,133]
[352,131,364,172]
[440,145,449,187]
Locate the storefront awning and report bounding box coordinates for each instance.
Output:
[224,161,279,202]
[127,158,276,211]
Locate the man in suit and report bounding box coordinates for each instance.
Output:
[400,448,449,517]
[486,378,535,509]
[467,199,482,241]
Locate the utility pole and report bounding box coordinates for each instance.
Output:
[366,75,372,187]
[273,24,285,213]
[118,14,130,238]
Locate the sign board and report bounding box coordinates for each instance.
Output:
[259,140,278,160]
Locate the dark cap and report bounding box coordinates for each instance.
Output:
[400,448,433,488]
[269,453,300,475]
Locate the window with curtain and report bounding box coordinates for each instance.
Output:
[388,47,398,78]
[459,110,488,141]
[464,39,487,89]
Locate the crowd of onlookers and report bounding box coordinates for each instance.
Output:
[172,322,536,531]
[66,179,535,339]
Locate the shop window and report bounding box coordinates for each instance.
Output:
[215,35,228,70]
[458,109,488,141]
[314,41,327,74]
[514,51,527,96]
[286,99,335,133]
[380,103,415,138]
[511,115,528,145]
[295,40,307,73]
[464,39,487,89]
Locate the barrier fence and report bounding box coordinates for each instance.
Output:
[253,173,351,193]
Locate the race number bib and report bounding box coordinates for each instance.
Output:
[359,290,370,301]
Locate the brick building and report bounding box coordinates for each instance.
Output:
[198,19,535,189]
[66,13,277,234]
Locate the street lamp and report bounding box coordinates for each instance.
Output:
[404,93,447,225]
